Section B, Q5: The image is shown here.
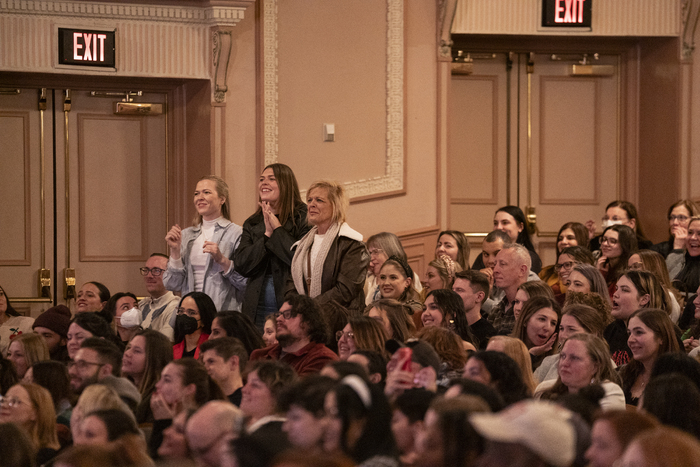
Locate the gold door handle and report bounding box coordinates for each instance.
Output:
[64,268,76,300]
[39,268,51,299]
[526,206,538,235]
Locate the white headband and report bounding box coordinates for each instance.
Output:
[341,375,372,409]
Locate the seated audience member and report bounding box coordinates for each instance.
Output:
[377,256,424,322]
[70,384,133,446]
[121,329,173,424]
[7,332,49,380]
[67,312,123,360]
[585,410,658,467]
[539,223,590,296]
[667,216,700,295]
[619,308,681,405]
[249,295,338,376]
[337,315,387,361]
[452,270,496,349]
[391,389,436,467]
[73,408,140,445]
[618,426,700,467]
[0,283,35,358]
[32,304,71,363]
[422,289,476,350]
[629,249,683,323]
[320,360,371,382]
[0,422,36,467]
[535,301,611,383]
[210,310,265,355]
[158,408,195,461]
[470,400,578,467]
[444,378,506,412]
[0,354,18,396]
[472,230,510,287]
[650,352,700,389]
[149,358,225,457]
[566,263,613,306]
[365,299,415,343]
[435,230,471,271]
[26,360,74,430]
[510,296,561,371]
[415,395,490,467]
[278,374,336,452]
[263,314,278,347]
[641,373,700,439]
[347,350,387,385]
[199,336,247,406]
[651,199,700,258]
[186,400,244,467]
[512,281,556,321]
[173,291,217,360]
[365,232,423,305]
[463,350,532,406]
[76,281,113,325]
[139,253,180,340]
[423,255,462,297]
[604,271,668,367]
[485,335,539,394]
[384,340,441,401]
[240,360,296,435]
[488,244,532,335]
[68,338,125,394]
[416,326,467,385]
[587,200,651,251]
[596,224,638,294]
[535,334,625,411]
[0,382,60,465]
[105,292,140,345]
[323,375,399,466]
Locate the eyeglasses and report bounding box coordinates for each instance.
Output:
[140,267,164,276]
[601,236,618,245]
[335,330,354,341]
[275,309,294,320]
[177,308,200,319]
[554,261,577,272]
[68,360,106,371]
[0,396,25,408]
[669,215,689,222]
[368,248,385,258]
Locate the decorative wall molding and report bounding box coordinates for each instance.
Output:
[437,0,458,61]
[0,0,248,81]
[453,0,680,37]
[263,0,405,201]
[682,0,700,59]
[212,30,232,103]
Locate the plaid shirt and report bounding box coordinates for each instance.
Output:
[487,295,516,335]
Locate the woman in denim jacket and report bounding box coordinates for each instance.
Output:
[163,175,246,312]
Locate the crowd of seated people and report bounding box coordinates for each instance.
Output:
[2,166,700,467]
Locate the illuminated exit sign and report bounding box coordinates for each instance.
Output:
[542,0,592,28]
[58,28,116,68]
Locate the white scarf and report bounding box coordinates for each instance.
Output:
[291,222,341,297]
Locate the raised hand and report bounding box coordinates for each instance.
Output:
[165,224,182,259]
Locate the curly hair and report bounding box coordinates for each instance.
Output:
[247,360,297,411]
[415,326,467,371]
[286,294,329,344]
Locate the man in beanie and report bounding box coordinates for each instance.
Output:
[33,304,71,363]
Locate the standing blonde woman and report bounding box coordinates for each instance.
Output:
[164,175,247,311]
[285,180,369,311]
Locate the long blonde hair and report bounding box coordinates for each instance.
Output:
[487,336,538,393]
[18,383,59,450]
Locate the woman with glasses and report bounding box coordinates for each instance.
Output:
[651,199,700,259]
[586,200,652,251]
[596,224,638,294]
[234,164,311,329]
[539,223,590,295]
[0,382,61,464]
[163,175,247,313]
[364,232,422,305]
[173,292,216,360]
[336,315,387,361]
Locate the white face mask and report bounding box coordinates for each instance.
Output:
[119,307,142,328]
[601,219,623,229]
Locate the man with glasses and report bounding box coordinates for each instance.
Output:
[139,253,180,341]
[249,294,338,376]
[68,338,122,394]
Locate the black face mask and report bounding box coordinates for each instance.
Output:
[174,314,199,344]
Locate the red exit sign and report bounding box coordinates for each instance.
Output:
[58,28,115,68]
[542,0,592,28]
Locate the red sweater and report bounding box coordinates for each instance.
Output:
[249,341,338,376]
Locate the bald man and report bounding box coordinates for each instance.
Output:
[186,401,244,467]
[488,244,531,334]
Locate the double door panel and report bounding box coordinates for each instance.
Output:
[0,87,168,315]
[448,52,621,265]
